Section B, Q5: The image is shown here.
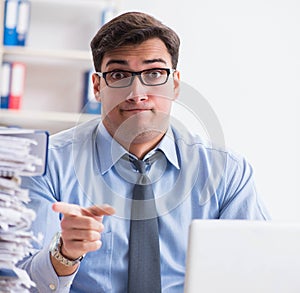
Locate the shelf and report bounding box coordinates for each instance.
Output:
[29,0,113,6]
[0,109,99,134]
[1,46,93,62]
[0,109,97,123]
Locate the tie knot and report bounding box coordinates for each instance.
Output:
[132,159,147,174]
[123,151,163,176]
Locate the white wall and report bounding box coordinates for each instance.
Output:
[119,0,300,221]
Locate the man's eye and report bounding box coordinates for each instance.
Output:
[110,71,129,80]
[147,70,163,79]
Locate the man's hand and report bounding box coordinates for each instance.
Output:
[51,202,115,276]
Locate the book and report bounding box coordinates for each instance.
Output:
[82,69,101,115]
[8,62,26,110]
[0,62,12,109]
[3,0,19,46]
[16,0,31,46]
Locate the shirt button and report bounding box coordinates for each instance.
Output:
[49,283,56,291]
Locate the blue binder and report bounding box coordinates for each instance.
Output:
[82,69,101,114]
[16,0,31,46]
[3,0,19,46]
[3,0,31,46]
[0,62,12,108]
[101,6,117,25]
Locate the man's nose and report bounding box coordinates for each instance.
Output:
[126,75,148,102]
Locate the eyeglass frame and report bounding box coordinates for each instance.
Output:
[94,68,176,88]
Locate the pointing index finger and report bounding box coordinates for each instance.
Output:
[52,202,115,218]
[87,204,115,217]
[52,202,83,216]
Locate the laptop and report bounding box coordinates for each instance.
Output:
[184,220,300,293]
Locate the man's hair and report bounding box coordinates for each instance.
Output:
[90,11,180,71]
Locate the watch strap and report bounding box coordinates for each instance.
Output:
[49,232,84,267]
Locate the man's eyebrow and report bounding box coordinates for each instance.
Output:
[144,58,167,65]
[104,58,168,68]
[105,60,128,67]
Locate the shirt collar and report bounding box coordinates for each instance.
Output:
[155,127,180,170]
[96,122,180,175]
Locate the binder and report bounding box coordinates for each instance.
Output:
[0,62,12,108]
[82,69,101,114]
[101,6,117,25]
[3,0,19,46]
[16,0,31,46]
[8,62,26,110]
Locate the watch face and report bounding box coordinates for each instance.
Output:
[49,231,61,251]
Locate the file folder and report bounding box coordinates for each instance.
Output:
[82,69,101,114]
[101,6,117,25]
[0,62,12,108]
[16,0,31,46]
[3,0,19,46]
[8,62,26,109]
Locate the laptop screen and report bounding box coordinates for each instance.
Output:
[184,220,300,293]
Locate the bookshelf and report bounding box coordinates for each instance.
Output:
[0,0,119,134]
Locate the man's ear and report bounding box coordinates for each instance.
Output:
[173,70,180,100]
[92,73,101,102]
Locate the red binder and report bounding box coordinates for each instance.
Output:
[8,62,26,109]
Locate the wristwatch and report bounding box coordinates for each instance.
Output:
[49,232,84,267]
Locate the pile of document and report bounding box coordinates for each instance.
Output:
[0,128,48,292]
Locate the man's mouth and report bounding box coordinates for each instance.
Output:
[120,108,152,113]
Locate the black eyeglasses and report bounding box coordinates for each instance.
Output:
[95,68,175,88]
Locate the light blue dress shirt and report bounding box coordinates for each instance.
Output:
[18,117,270,293]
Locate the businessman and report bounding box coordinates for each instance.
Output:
[18,11,270,292]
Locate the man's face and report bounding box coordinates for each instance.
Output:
[92,38,180,146]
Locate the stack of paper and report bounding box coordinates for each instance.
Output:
[0,128,48,292]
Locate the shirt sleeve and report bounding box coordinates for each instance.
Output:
[218,153,271,220]
[18,248,78,293]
